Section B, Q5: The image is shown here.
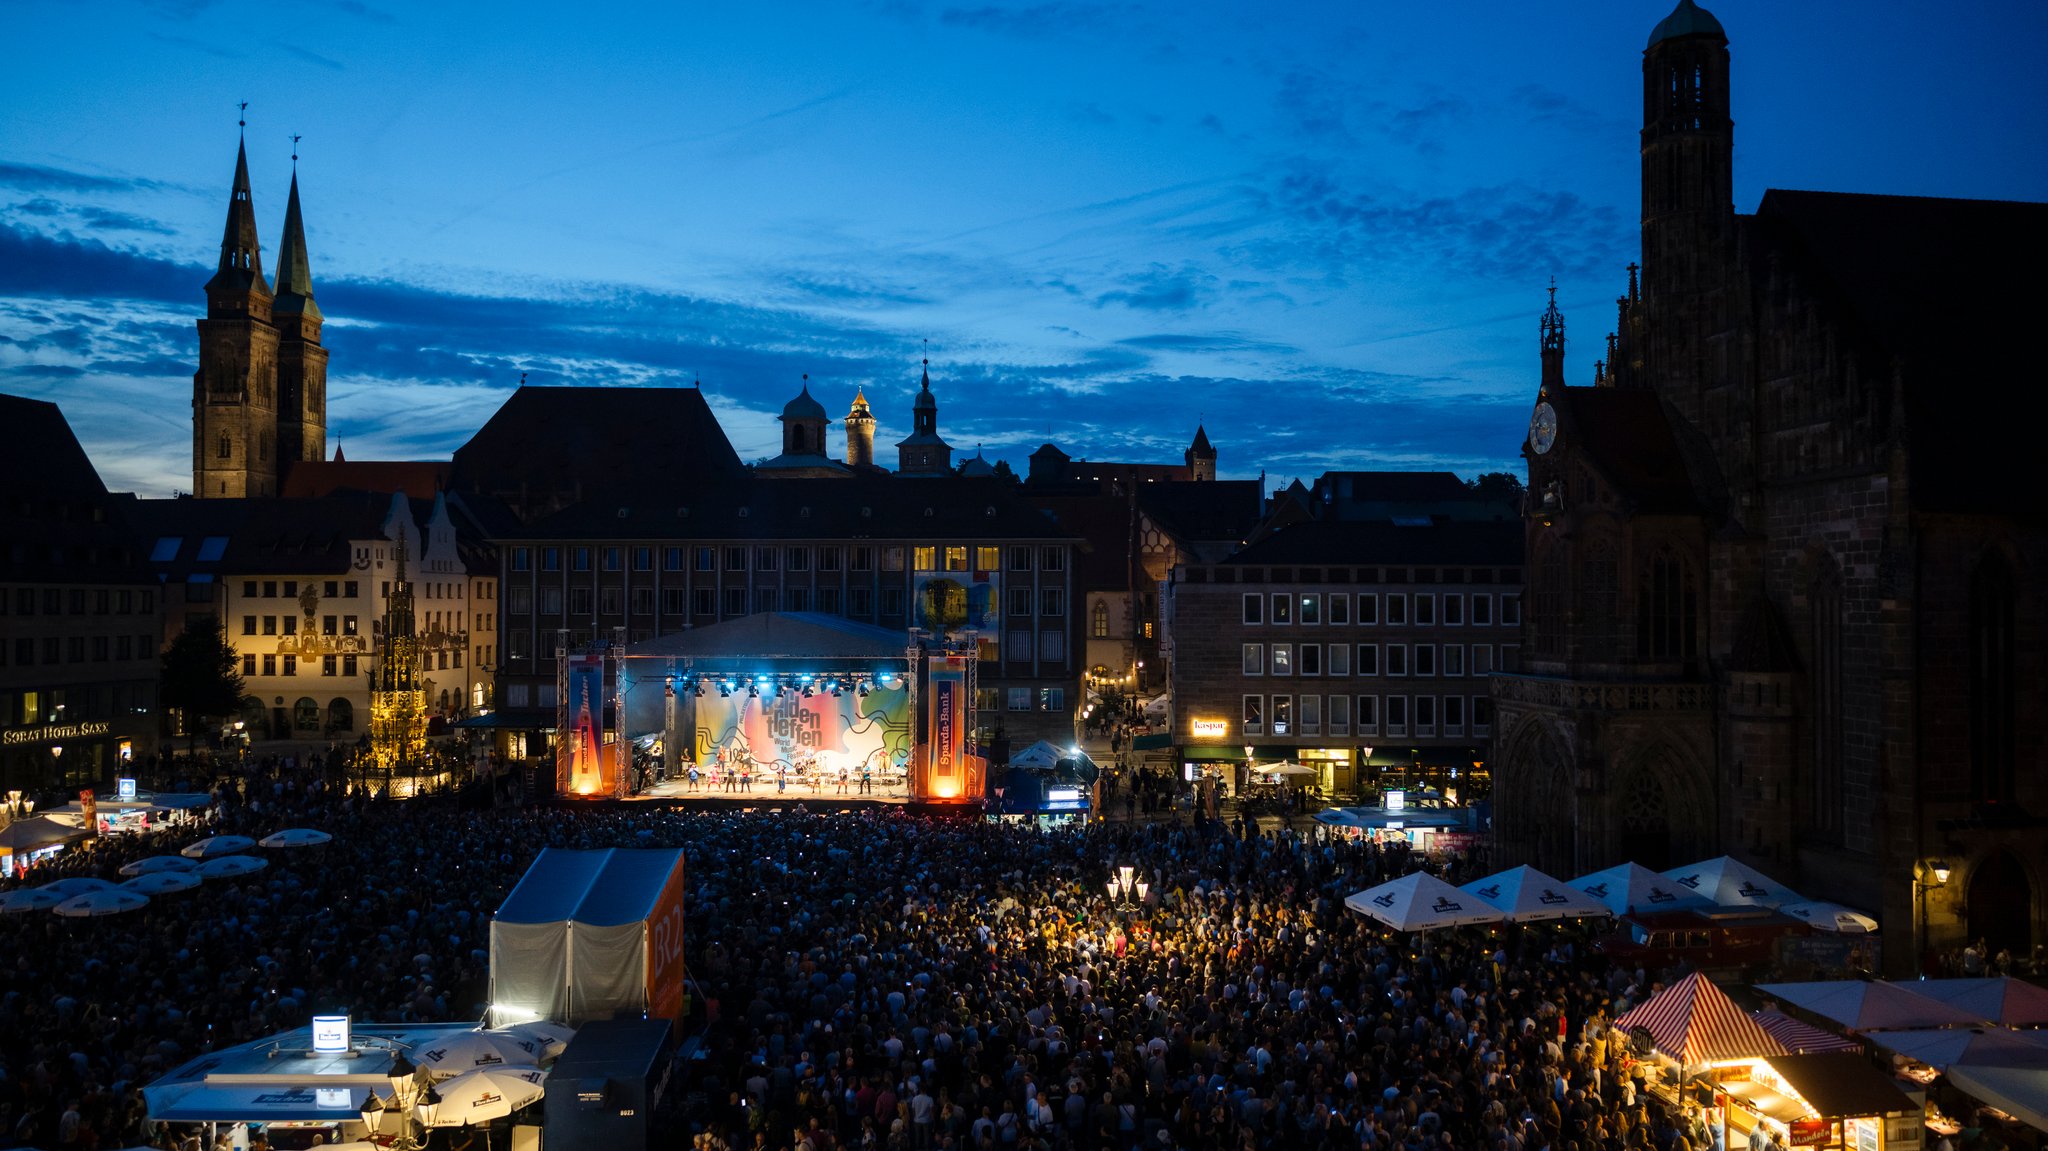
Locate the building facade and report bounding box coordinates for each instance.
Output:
[1494,0,2048,973]
[0,396,162,795]
[1167,474,1522,799]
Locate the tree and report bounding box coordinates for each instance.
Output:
[1469,472,1526,506]
[160,625,244,746]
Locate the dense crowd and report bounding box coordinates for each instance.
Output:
[1,759,1704,1151]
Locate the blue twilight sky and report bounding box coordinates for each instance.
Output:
[2,1,2044,497]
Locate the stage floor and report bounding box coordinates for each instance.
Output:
[635,775,912,804]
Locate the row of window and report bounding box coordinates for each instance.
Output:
[508,585,923,626]
[1,588,156,617]
[238,646,475,679]
[1241,693,1494,738]
[509,543,1069,575]
[1241,591,1519,627]
[242,579,360,600]
[500,678,1068,716]
[244,614,361,637]
[1242,642,1520,678]
[1,634,156,668]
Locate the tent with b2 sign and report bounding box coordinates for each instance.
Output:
[489,848,687,1027]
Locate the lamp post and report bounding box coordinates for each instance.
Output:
[1106,864,1149,909]
[1915,858,1952,976]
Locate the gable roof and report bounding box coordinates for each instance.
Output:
[451,385,746,515]
[1556,388,1703,514]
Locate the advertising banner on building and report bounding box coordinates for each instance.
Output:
[925,656,969,800]
[913,573,1000,649]
[561,654,609,797]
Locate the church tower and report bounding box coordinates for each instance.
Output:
[272,155,328,471]
[1639,0,1735,424]
[1539,280,1566,397]
[845,388,876,469]
[1185,425,1216,481]
[895,360,953,476]
[193,134,281,498]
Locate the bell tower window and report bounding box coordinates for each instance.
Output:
[218,433,231,459]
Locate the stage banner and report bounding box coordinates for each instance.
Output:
[645,853,687,1022]
[690,686,911,777]
[564,654,609,796]
[924,656,969,800]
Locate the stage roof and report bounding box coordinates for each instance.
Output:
[625,612,910,662]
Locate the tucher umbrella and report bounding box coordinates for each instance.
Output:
[120,855,199,876]
[412,1030,542,1078]
[37,877,118,899]
[417,1066,547,1127]
[194,855,269,880]
[492,1020,576,1062]
[180,835,257,859]
[122,871,202,896]
[259,828,334,848]
[53,888,151,917]
[1344,871,1503,931]
[0,888,66,914]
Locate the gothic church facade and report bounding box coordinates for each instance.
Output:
[1493,0,2047,974]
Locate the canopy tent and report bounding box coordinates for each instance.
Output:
[0,815,90,852]
[1778,900,1878,934]
[1569,862,1691,916]
[1864,1027,2048,1072]
[1944,1065,2048,1133]
[1659,856,1804,910]
[490,848,686,1027]
[143,1021,478,1126]
[1752,1010,1862,1055]
[1344,871,1503,932]
[1904,977,2048,1027]
[1615,971,1788,1067]
[1460,865,1610,922]
[1754,980,1984,1030]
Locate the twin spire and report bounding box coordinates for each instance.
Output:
[208,112,318,315]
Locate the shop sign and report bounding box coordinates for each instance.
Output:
[1386,789,1406,811]
[1189,717,1229,738]
[311,1014,351,1053]
[2,721,111,747]
[1788,1118,1830,1147]
[117,778,137,802]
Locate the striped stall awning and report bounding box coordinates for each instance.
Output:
[1616,971,1789,1067]
[1752,1009,1862,1054]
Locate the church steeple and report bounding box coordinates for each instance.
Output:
[1185,424,1216,481]
[193,123,282,498]
[273,140,328,470]
[1539,279,1566,396]
[895,354,953,476]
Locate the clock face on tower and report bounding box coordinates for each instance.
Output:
[1530,401,1559,455]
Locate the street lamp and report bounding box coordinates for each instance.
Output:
[1106,864,1148,908]
[1916,858,1953,976]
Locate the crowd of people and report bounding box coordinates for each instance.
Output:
[1,756,1724,1151]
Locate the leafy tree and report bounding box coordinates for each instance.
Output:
[160,625,243,744]
[1469,471,1526,506]
[990,459,1020,485]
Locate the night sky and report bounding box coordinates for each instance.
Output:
[3,1,2043,497]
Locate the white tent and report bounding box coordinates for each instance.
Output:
[489,848,687,1027]
[0,814,90,853]
[1460,865,1610,922]
[1008,740,1070,770]
[1569,862,1691,916]
[1660,856,1803,910]
[1345,871,1503,931]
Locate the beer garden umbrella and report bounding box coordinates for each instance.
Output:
[181,835,257,859]
[119,855,198,876]
[53,888,151,917]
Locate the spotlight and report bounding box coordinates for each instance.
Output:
[747,682,758,698]
[802,684,814,698]
[830,681,844,698]
[694,681,705,698]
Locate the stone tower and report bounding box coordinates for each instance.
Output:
[272,163,328,470]
[845,387,876,469]
[193,137,281,498]
[1185,425,1216,481]
[1639,0,1736,427]
[779,381,829,458]
[895,360,953,476]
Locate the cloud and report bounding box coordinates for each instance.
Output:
[1093,262,1218,311]
[146,31,243,59]
[329,0,396,22]
[1115,333,1296,354]
[0,163,168,196]
[9,197,175,235]
[272,41,346,70]
[1249,163,1631,284]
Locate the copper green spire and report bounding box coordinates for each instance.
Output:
[272,158,321,321]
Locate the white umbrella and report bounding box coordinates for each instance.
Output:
[1779,900,1879,934]
[1460,865,1611,923]
[1344,871,1503,931]
[259,827,333,848]
[0,814,88,851]
[195,854,269,879]
[492,1020,576,1061]
[418,1066,547,1127]
[37,877,118,899]
[1569,862,1688,916]
[413,1030,542,1078]
[119,855,199,877]
[0,888,66,913]
[122,871,203,896]
[181,835,257,859]
[1660,856,1803,910]
[1253,762,1318,779]
[53,888,150,917]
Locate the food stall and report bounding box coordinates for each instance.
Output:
[1730,1055,1924,1151]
